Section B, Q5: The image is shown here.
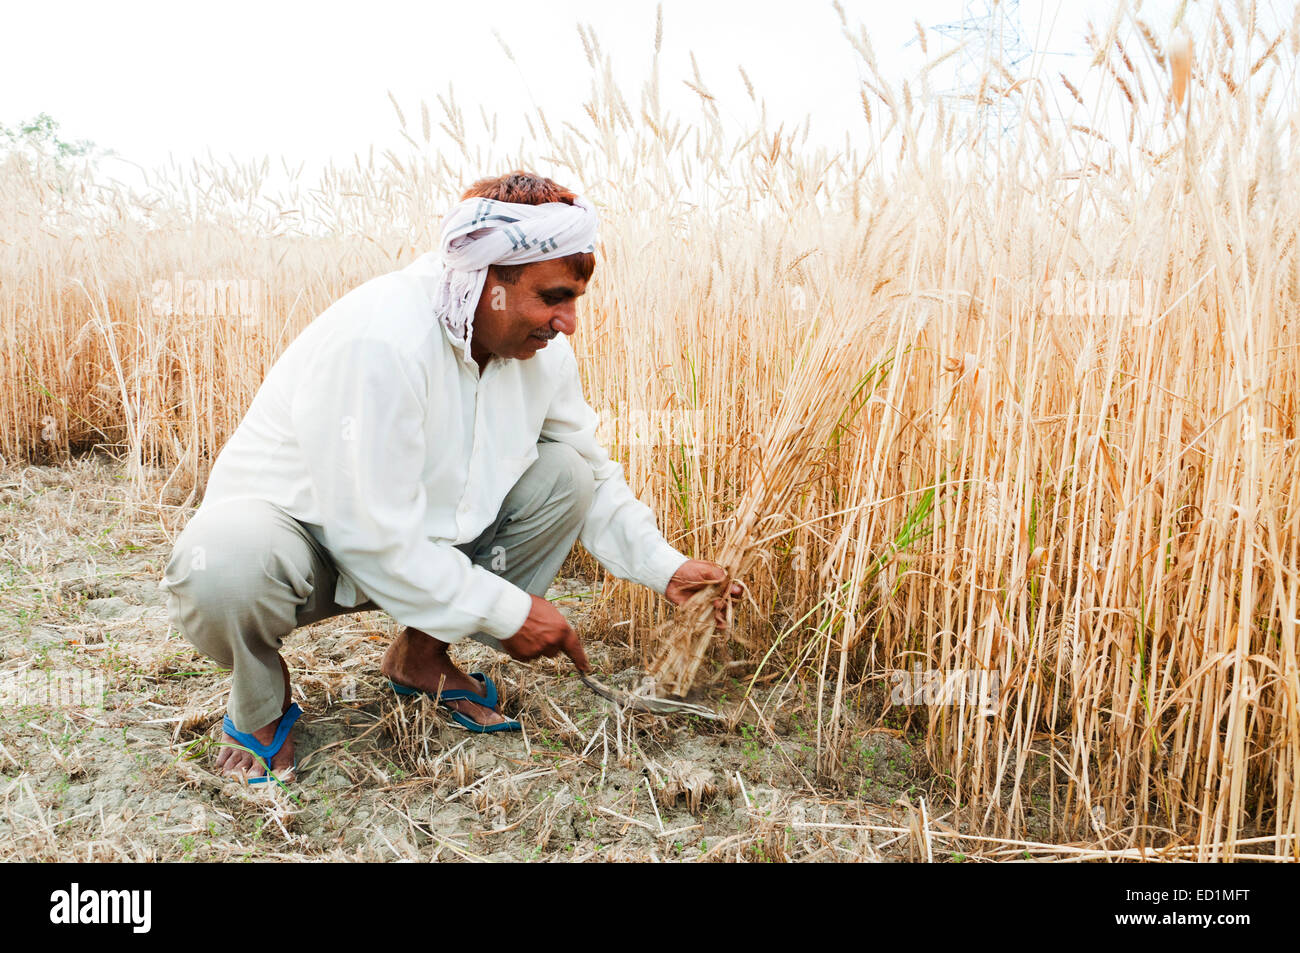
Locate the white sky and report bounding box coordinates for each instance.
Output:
[0,0,1287,177]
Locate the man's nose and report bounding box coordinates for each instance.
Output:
[551,301,577,335]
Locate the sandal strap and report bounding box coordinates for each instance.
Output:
[222,703,302,762]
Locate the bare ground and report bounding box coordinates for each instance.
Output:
[0,456,949,862]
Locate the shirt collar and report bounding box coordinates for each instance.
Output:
[442,319,480,370]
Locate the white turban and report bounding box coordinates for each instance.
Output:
[431,195,598,346]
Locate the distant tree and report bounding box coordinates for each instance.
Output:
[0,112,99,169]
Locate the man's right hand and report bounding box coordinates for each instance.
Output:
[502,595,590,673]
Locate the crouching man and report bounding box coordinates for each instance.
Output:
[160,171,740,783]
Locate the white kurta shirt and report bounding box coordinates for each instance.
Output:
[199,251,689,643]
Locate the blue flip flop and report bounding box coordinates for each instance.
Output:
[221,703,303,784]
[389,672,522,734]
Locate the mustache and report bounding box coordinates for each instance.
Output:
[532,327,558,339]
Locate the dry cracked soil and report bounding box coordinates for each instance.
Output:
[0,455,944,862]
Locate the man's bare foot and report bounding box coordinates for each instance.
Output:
[380,627,508,728]
[215,655,296,781]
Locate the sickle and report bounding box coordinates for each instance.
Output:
[578,671,723,721]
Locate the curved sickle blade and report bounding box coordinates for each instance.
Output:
[579,671,723,721]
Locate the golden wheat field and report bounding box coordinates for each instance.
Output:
[2,0,1299,863]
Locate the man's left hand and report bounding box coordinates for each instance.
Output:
[665,559,744,629]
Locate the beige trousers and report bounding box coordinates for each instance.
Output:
[161,441,594,732]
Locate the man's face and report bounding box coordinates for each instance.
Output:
[471,258,589,364]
